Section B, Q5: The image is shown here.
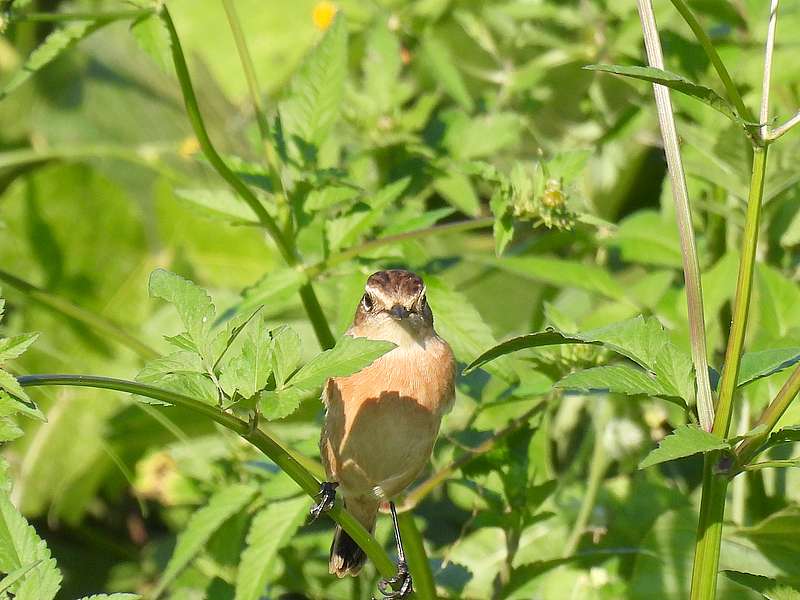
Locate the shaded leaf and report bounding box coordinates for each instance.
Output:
[722,571,800,600]
[556,364,678,399]
[270,326,302,389]
[153,484,257,597]
[0,333,39,364]
[420,35,473,111]
[639,424,728,469]
[736,507,800,555]
[433,171,480,216]
[258,387,311,421]
[738,348,800,387]
[135,352,217,405]
[173,189,258,224]
[234,496,309,600]
[465,330,584,375]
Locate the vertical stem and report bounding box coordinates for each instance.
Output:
[160,6,335,350]
[396,511,437,600]
[691,5,777,598]
[636,0,715,431]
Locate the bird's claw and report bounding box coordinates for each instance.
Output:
[374,561,413,599]
[309,481,338,522]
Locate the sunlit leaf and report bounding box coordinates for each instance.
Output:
[737,348,800,387]
[556,364,678,399]
[639,425,728,469]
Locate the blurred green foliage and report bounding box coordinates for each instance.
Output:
[1,0,799,598]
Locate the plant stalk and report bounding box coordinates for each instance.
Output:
[396,512,437,600]
[10,10,150,23]
[160,6,335,350]
[17,374,397,578]
[636,0,715,431]
[765,109,800,141]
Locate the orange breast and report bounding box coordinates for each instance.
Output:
[321,337,455,500]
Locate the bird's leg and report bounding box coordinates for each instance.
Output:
[374,502,413,599]
[246,409,260,436]
[309,481,338,521]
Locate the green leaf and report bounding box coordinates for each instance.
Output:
[240,268,309,314]
[0,370,33,406]
[258,387,311,421]
[736,507,800,555]
[130,12,172,74]
[464,330,584,375]
[0,560,42,595]
[0,333,39,364]
[0,492,62,600]
[153,484,257,597]
[611,211,683,268]
[282,13,348,147]
[639,424,729,469]
[76,595,141,600]
[270,326,302,389]
[0,22,98,100]
[425,277,516,383]
[173,189,259,224]
[362,20,403,114]
[556,364,679,400]
[489,187,514,256]
[433,171,481,217]
[722,571,800,600]
[218,315,272,400]
[737,348,800,387]
[0,417,23,443]
[149,269,215,362]
[757,426,800,455]
[585,64,745,125]
[0,391,44,422]
[287,336,396,391]
[135,352,218,405]
[420,35,474,111]
[443,112,522,160]
[234,496,309,600]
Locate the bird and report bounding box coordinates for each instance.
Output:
[312,269,455,597]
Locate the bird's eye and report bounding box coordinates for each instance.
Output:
[362,294,373,311]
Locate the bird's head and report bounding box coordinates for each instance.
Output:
[352,270,434,342]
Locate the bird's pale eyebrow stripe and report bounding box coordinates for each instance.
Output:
[364,284,394,305]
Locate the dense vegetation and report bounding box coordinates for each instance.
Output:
[1,0,799,598]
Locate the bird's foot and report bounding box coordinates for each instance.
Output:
[309,481,338,522]
[374,560,413,599]
[246,409,260,435]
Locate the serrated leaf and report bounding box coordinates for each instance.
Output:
[0,492,62,600]
[0,370,32,405]
[149,269,215,362]
[287,336,396,391]
[0,21,98,100]
[0,418,23,443]
[0,333,39,364]
[131,12,171,74]
[153,484,257,597]
[135,352,218,405]
[173,189,258,224]
[758,426,800,454]
[258,387,312,421]
[234,496,309,600]
[639,425,728,469]
[240,268,309,314]
[585,64,746,125]
[556,364,678,399]
[0,392,44,422]
[0,561,42,595]
[282,14,348,148]
[270,326,302,389]
[737,348,800,387]
[218,315,272,400]
[464,330,581,375]
[722,571,800,600]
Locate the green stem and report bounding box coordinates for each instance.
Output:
[159,6,334,350]
[306,217,494,279]
[0,269,159,360]
[691,454,729,600]
[10,10,150,23]
[396,512,437,600]
[735,363,800,468]
[219,0,286,195]
[17,374,396,578]
[666,0,754,122]
[712,147,768,438]
[743,458,800,471]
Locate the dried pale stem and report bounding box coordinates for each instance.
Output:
[636,0,715,432]
[765,109,800,141]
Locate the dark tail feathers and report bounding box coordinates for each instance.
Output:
[329,525,367,577]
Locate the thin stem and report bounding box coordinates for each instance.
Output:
[397,511,437,600]
[636,0,715,432]
[667,0,754,122]
[759,0,780,141]
[742,458,800,471]
[220,0,286,195]
[765,109,800,141]
[306,217,494,279]
[735,363,800,468]
[17,374,396,578]
[0,269,159,360]
[159,6,335,349]
[712,148,768,436]
[563,402,610,557]
[396,401,545,512]
[691,454,729,600]
[10,10,150,23]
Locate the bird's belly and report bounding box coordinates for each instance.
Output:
[321,344,451,499]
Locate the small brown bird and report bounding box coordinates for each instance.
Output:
[313,270,455,596]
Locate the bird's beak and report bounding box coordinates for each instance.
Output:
[389,304,410,320]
